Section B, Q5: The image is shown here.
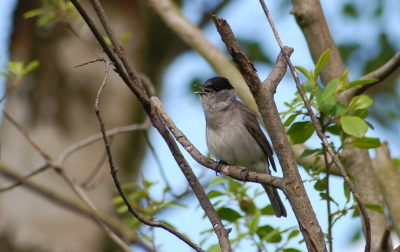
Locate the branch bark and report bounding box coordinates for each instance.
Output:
[290,1,389,251]
[212,14,327,252]
[372,142,400,238]
[70,1,234,251]
[0,162,154,252]
[147,0,258,113]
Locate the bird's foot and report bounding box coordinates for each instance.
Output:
[241,163,254,182]
[215,161,227,176]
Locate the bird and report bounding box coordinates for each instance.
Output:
[195,76,287,218]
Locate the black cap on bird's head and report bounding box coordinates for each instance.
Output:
[195,77,234,95]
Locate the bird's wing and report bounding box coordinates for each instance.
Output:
[241,104,277,172]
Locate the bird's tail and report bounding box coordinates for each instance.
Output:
[262,184,287,218]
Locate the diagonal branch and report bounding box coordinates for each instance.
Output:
[93,60,206,252]
[354,51,400,96]
[212,14,327,252]
[258,1,371,251]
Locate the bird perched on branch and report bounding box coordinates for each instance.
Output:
[196,76,287,218]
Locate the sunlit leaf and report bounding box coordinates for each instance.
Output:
[295,66,312,79]
[340,116,368,138]
[364,203,385,214]
[345,78,378,90]
[351,137,381,149]
[349,95,373,110]
[314,50,331,80]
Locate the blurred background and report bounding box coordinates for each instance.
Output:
[0,0,399,251]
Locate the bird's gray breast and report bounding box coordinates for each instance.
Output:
[206,109,266,168]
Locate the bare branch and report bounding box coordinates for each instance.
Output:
[147,0,259,113]
[93,61,206,252]
[258,1,371,251]
[0,162,154,252]
[372,142,400,238]
[3,108,52,161]
[355,51,400,96]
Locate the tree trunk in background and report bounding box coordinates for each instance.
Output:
[0,1,185,251]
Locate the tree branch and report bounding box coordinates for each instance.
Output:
[354,51,400,96]
[212,13,327,252]
[147,0,259,113]
[290,0,346,86]
[372,142,400,238]
[150,97,284,189]
[258,2,372,251]
[0,162,154,252]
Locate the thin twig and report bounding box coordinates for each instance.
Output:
[141,131,175,194]
[93,60,205,252]
[0,162,154,252]
[2,106,133,251]
[3,108,52,161]
[0,163,50,193]
[74,57,108,68]
[258,1,371,251]
[58,120,149,165]
[80,137,114,189]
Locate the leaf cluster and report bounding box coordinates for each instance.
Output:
[203,177,301,252]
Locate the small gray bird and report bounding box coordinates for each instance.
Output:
[196,76,287,218]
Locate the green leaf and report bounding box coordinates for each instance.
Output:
[216,207,242,222]
[24,60,40,75]
[343,181,351,203]
[353,109,368,119]
[331,101,348,116]
[340,69,352,84]
[260,204,275,216]
[295,66,312,79]
[256,225,282,243]
[283,249,302,252]
[314,50,331,80]
[299,148,322,160]
[345,78,378,90]
[319,193,339,206]
[352,137,381,149]
[0,72,11,80]
[8,62,24,76]
[283,114,298,127]
[314,177,327,191]
[208,177,229,188]
[287,229,300,240]
[349,95,373,110]
[249,209,261,234]
[321,79,339,100]
[393,158,400,168]
[317,79,339,113]
[37,13,57,26]
[207,244,221,252]
[287,121,315,144]
[320,96,337,114]
[23,8,45,19]
[207,190,225,199]
[340,116,368,138]
[364,203,385,214]
[326,124,341,136]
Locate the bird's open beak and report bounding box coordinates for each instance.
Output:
[194,84,206,95]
